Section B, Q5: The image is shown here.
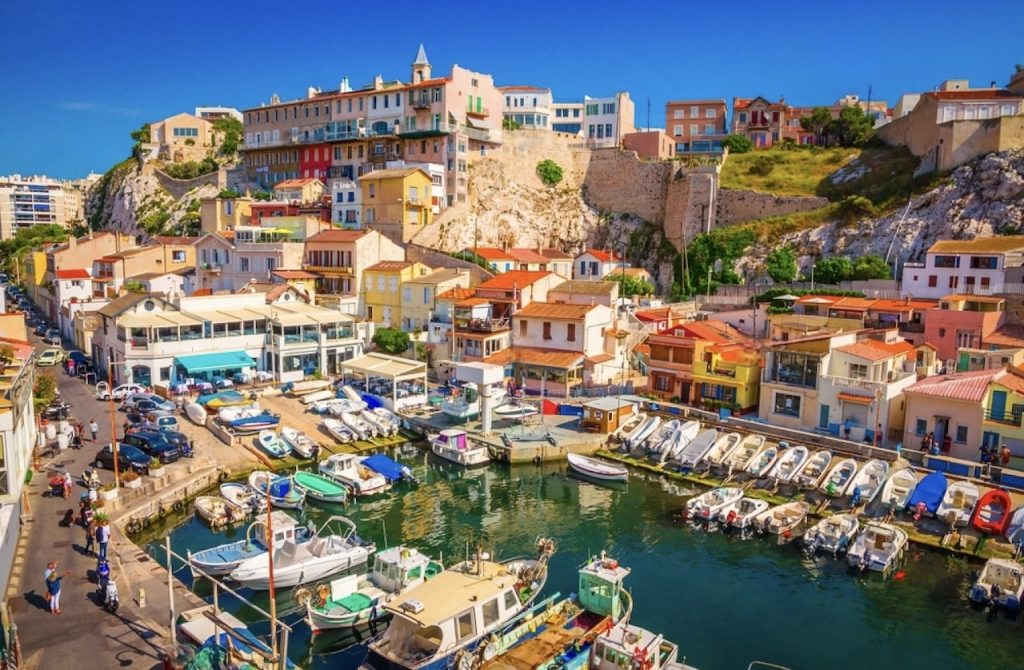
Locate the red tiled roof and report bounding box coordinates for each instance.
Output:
[985,325,1024,348]
[365,261,413,272]
[437,287,476,301]
[675,320,747,345]
[635,308,670,322]
[927,90,1022,101]
[477,271,552,291]
[307,229,368,243]
[904,368,1004,402]
[517,302,598,319]
[835,339,914,362]
[838,392,873,405]
[56,268,90,280]
[472,247,515,261]
[274,178,322,189]
[539,248,573,260]
[507,248,550,264]
[578,249,622,263]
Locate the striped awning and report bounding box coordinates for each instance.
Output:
[838,392,873,405]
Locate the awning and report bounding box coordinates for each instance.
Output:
[838,392,873,405]
[175,351,255,372]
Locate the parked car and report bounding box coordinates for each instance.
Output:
[123,393,175,412]
[145,410,180,432]
[93,443,151,473]
[125,401,159,424]
[36,349,63,366]
[159,430,193,456]
[44,329,61,345]
[98,383,145,401]
[121,431,180,464]
[34,323,48,336]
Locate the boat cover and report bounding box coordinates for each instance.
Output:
[361,393,383,409]
[197,389,245,406]
[906,471,947,513]
[362,454,407,482]
[269,478,293,497]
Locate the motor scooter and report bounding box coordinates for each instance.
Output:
[104,577,119,613]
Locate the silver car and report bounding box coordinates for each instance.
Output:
[123,393,176,412]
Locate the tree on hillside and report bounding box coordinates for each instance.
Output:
[0,224,67,276]
[852,254,892,280]
[373,328,410,356]
[765,246,798,282]
[212,117,243,156]
[723,134,753,154]
[828,106,874,147]
[130,123,151,143]
[608,273,655,298]
[800,107,833,145]
[536,159,564,186]
[812,256,854,284]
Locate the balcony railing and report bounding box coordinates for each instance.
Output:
[305,264,353,275]
[455,317,509,333]
[467,107,490,118]
[984,409,1022,427]
[324,128,367,142]
[898,321,925,333]
[412,97,431,110]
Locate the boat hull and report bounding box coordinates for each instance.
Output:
[293,472,348,504]
[309,604,390,633]
[430,443,490,467]
[567,454,628,482]
[233,551,371,590]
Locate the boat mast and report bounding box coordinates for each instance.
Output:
[266,494,278,660]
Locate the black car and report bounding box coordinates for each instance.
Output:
[159,430,193,456]
[34,323,48,336]
[125,400,159,423]
[93,443,151,473]
[121,431,180,464]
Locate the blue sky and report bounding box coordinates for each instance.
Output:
[1,0,1022,178]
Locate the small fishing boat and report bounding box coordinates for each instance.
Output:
[1007,506,1024,546]
[361,409,395,436]
[198,390,246,407]
[724,434,766,473]
[880,468,917,511]
[371,407,402,434]
[568,454,629,482]
[493,400,539,419]
[322,417,356,444]
[184,402,207,426]
[669,428,718,471]
[907,471,948,516]
[703,432,742,469]
[644,419,680,457]
[794,450,832,489]
[229,411,280,433]
[293,470,349,504]
[187,511,309,577]
[361,541,556,670]
[615,412,646,439]
[430,429,490,467]
[194,496,245,527]
[360,454,416,484]
[301,389,336,405]
[756,501,809,536]
[937,480,980,527]
[248,471,306,509]
[285,379,333,396]
[302,546,444,632]
[218,403,262,423]
[804,514,860,554]
[622,414,660,450]
[844,458,889,506]
[847,522,908,573]
[319,453,390,496]
[819,458,859,495]
[281,426,317,458]
[318,398,369,416]
[339,385,364,404]
[971,488,1013,535]
[970,558,1024,610]
[662,420,702,462]
[341,411,376,440]
[257,429,292,459]
[685,487,743,522]
[720,496,770,530]
[230,515,375,590]
[745,444,780,478]
[219,482,259,518]
[768,445,810,483]
[590,622,700,670]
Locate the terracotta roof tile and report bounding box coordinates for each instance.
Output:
[985,325,1024,348]
[929,236,1024,253]
[507,248,550,264]
[438,287,476,301]
[927,90,1022,101]
[56,268,90,280]
[477,271,553,290]
[365,261,413,272]
[486,346,583,368]
[272,270,319,279]
[550,280,617,296]
[835,339,914,362]
[838,392,873,405]
[274,178,322,189]
[904,368,1004,402]
[539,249,573,260]
[307,229,369,243]
[472,247,515,261]
[577,249,622,263]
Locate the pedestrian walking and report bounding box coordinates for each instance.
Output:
[1001,445,1012,467]
[62,472,72,499]
[46,570,67,615]
[84,518,96,556]
[67,359,75,377]
[89,419,99,442]
[44,561,55,583]
[96,522,110,560]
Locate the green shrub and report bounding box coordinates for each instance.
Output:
[837,195,875,222]
[536,159,564,186]
[723,134,753,153]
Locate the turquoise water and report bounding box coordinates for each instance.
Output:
[150,448,1022,670]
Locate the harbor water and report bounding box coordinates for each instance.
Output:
[149,448,1022,670]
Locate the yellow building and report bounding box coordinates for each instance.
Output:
[200,195,253,233]
[358,168,433,243]
[363,261,431,327]
[693,346,762,413]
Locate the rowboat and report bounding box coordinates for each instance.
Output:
[622,414,660,450]
[340,412,376,440]
[685,487,743,522]
[819,458,859,495]
[301,390,336,405]
[285,380,333,396]
[971,488,1013,535]
[794,450,832,489]
[661,420,701,463]
[745,444,780,478]
[970,558,1024,610]
[768,445,809,483]
[804,514,860,554]
[430,429,490,467]
[187,511,308,577]
[719,496,770,530]
[229,411,280,433]
[184,402,207,426]
[198,390,246,407]
[847,522,907,573]
[937,481,979,527]
[219,482,259,518]
[880,467,917,510]
[339,385,364,404]
[614,412,646,438]
[755,501,809,536]
[313,398,367,416]
[703,432,742,469]
[293,470,348,504]
[724,434,765,473]
[567,454,628,482]
[248,471,306,510]
[281,426,317,458]
[669,428,718,471]
[319,453,390,496]
[194,496,244,527]
[844,459,889,505]
[493,401,539,419]
[257,430,292,459]
[322,418,356,444]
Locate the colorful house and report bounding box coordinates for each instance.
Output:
[358,167,433,243]
[363,260,431,326]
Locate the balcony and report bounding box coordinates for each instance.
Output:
[898,321,925,333]
[324,129,367,142]
[455,317,509,333]
[412,96,431,110]
[201,262,225,273]
[985,408,1022,427]
[466,107,490,119]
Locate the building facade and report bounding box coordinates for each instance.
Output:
[902,236,1024,299]
[500,86,552,130]
[303,228,405,312]
[0,175,84,240]
[0,337,36,597]
[665,99,728,154]
[358,167,433,243]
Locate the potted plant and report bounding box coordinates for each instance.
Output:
[99,483,118,502]
[148,457,166,479]
[94,511,110,527]
[122,469,142,489]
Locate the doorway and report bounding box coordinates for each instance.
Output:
[933,416,950,443]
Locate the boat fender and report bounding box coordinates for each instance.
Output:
[157,505,167,519]
[126,520,142,535]
[142,516,151,529]
[172,500,185,513]
[218,471,230,483]
[316,583,331,607]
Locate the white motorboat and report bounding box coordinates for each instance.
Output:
[819,458,859,495]
[670,428,718,470]
[768,445,809,483]
[430,429,490,467]
[322,417,356,444]
[970,558,1024,610]
[248,470,306,509]
[187,511,309,577]
[361,409,395,436]
[615,412,646,438]
[644,419,680,456]
[281,426,317,458]
[230,515,375,590]
[567,454,629,482]
[301,390,336,405]
[372,407,402,434]
[804,513,860,553]
[219,482,259,518]
[218,403,261,423]
[685,487,743,522]
[257,429,292,459]
[724,434,765,473]
[303,546,444,632]
[755,501,809,536]
[493,400,539,419]
[720,496,770,530]
[310,398,366,415]
[339,385,364,404]
[845,459,889,505]
[286,379,333,396]
[745,444,780,478]
[319,453,390,496]
[847,522,908,573]
[623,414,660,450]
[937,480,980,528]
[880,467,917,511]
[703,432,742,469]
[661,420,701,463]
[1007,506,1024,546]
[341,411,376,439]
[184,402,207,426]
[194,496,244,527]
[794,450,833,489]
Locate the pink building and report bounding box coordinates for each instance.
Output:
[924,294,1006,363]
[622,130,674,160]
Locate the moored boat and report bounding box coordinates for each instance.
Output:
[844,459,889,506]
[970,558,1024,610]
[590,621,700,670]
[293,470,349,504]
[880,467,917,511]
[937,481,980,527]
[971,488,1013,535]
[184,402,207,426]
[819,458,858,496]
[285,379,333,396]
[314,398,368,416]
[745,444,780,478]
[794,450,832,489]
[614,412,646,439]
[248,470,306,509]
[320,453,390,496]
[194,495,244,527]
[670,428,718,471]
[281,426,317,458]
[685,487,743,522]
[622,414,660,450]
[430,429,490,467]
[257,429,292,458]
[372,407,402,434]
[768,445,809,483]
[568,454,629,482]
[218,403,261,423]
[187,511,309,577]
[644,419,680,457]
[755,501,809,536]
[219,482,259,518]
[724,434,765,473]
[360,454,417,484]
[907,471,948,516]
[662,420,701,464]
[198,390,246,407]
[847,522,908,573]
[341,411,377,439]
[804,514,859,554]
[720,496,770,530]
[703,432,742,469]
[228,411,280,433]
[493,400,539,419]
[301,389,336,405]
[323,417,356,443]
[1007,506,1024,546]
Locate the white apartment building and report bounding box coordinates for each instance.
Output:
[0,340,37,594]
[0,174,84,240]
[500,86,552,130]
[550,92,636,148]
[901,236,1024,299]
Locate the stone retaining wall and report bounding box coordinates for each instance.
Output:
[716,187,828,226]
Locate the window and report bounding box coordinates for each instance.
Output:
[519,321,527,337]
[543,322,552,340]
[368,184,375,198]
[955,330,976,348]
[704,124,715,134]
[690,124,698,135]
[240,257,249,272]
[673,125,683,137]
[938,328,946,337]
[402,286,412,302]
[673,109,684,119]
[955,425,968,443]
[948,276,959,289]
[172,127,199,137]
[266,258,275,271]
[423,287,430,304]
[654,374,672,392]
[705,109,716,118]
[602,103,615,114]
[567,323,576,342]
[915,419,927,436]
[849,363,868,379]
[482,599,500,627]
[969,256,997,269]
[171,250,185,263]
[690,106,699,117]
[981,276,991,288]
[389,276,398,293]
[504,590,518,611]
[376,275,385,291]
[159,366,171,381]
[739,112,747,123]
[457,611,475,640]
[927,275,937,287]
[773,393,801,417]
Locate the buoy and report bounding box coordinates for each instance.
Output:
[893,571,906,581]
